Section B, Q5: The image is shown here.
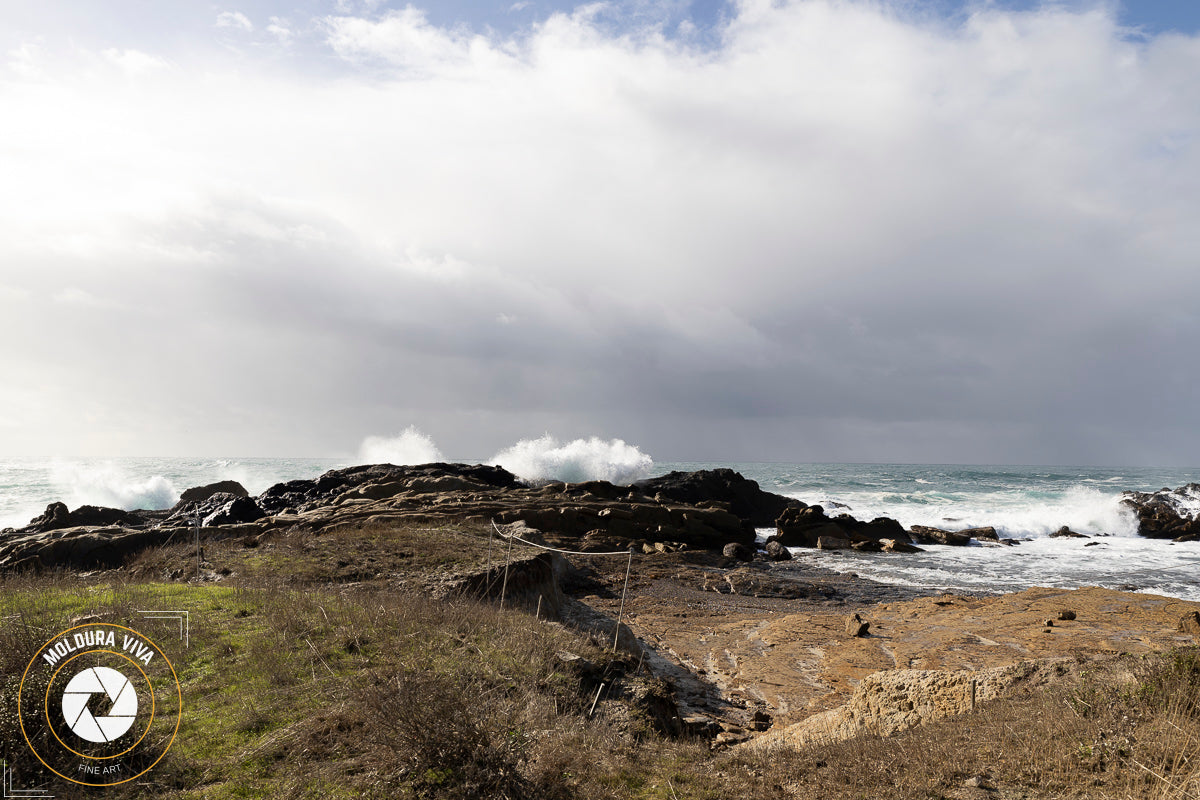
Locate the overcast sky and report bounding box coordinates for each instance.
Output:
[1,0,1197,465]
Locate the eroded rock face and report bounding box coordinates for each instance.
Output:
[0,526,174,571]
[756,665,1029,748]
[1121,484,1200,539]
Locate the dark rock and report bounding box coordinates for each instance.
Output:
[850,539,883,552]
[722,542,754,561]
[774,505,909,550]
[1050,526,1089,539]
[909,526,974,546]
[773,505,835,548]
[1121,484,1200,539]
[178,480,249,506]
[634,468,801,528]
[25,502,134,533]
[1058,610,1077,621]
[817,535,852,550]
[845,613,869,637]
[1179,611,1200,636]
[0,526,174,571]
[203,496,266,527]
[257,463,520,514]
[763,539,792,561]
[881,538,924,553]
[961,526,1001,542]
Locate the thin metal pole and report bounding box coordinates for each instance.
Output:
[613,549,633,652]
[499,531,514,610]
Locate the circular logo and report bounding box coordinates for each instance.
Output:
[17,623,182,787]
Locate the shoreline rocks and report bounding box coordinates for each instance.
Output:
[1121,484,1200,540]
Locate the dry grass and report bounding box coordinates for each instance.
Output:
[2,520,1200,799]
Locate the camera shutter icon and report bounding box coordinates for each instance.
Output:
[61,666,139,743]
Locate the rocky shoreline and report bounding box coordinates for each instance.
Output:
[2,463,1198,748]
[3,463,1197,572]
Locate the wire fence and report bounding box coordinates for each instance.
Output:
[489,520,633,653]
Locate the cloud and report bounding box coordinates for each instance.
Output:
[102,48,167,75]
[266,17,294,43]
[0,1,1198,464]
[215,11,254,32]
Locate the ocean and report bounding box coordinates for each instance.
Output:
[2,453,1198,601]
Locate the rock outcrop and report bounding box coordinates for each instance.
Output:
[1,464,802,571]
[634,468,801,527]
[1121,484,1200,539]
[753,664,1031,748]
[25,502,136,533]
[771,504,912,549]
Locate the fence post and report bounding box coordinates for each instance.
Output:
[613,549,633,652]
[499,529,514,610]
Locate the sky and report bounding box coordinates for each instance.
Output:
[0,0,1198,465]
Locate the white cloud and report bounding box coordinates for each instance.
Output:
[102,48,168,75]
[7,39,46,78]
[266,17,294,43]
[215,11,254,32]
[0,1,1198,462]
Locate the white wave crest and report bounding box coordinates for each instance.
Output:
[489,435,653,485]
[358,427,444,465]
[799,484,1140,539]
[51,461,179,510]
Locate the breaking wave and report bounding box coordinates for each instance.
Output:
[50,461,179,511]
[489,435,653,485]
[358,427,444,465]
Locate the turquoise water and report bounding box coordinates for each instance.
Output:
[2,456,1198,600]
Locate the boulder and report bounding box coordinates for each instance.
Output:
[634,469,800,527]
[817,535,851,550]
[722,542,754,562]
[203,496,266,527]
[763,539,792,561]
[881,538,924,553]
[773,505,837,548]
[1120,484,1200,539]
[845,613,869,637]
[1050,526,1088,539]
[909,526,974,546]
[177,480,248,505]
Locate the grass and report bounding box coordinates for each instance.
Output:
[2,520,1199,798]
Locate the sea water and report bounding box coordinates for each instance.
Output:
[2,455,1198,601]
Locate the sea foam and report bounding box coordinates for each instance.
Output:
[794,483,1140,539]
[358,427,444,465]
[50,461,179,511]
[489,435,653,485]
